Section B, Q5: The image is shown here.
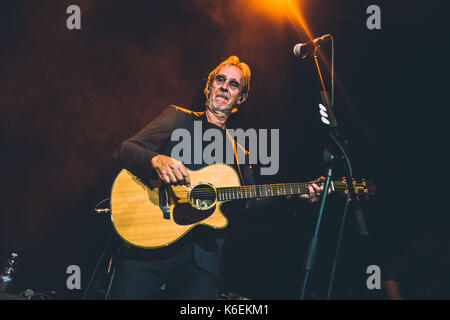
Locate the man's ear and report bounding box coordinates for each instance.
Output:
[237,94,247,105]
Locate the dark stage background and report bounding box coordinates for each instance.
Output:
[0,0,447,299]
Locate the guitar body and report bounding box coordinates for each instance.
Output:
[110,163,241,249]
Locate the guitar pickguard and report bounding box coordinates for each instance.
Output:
[173,203,216,225]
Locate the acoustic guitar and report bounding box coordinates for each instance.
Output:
[110,163,374,249]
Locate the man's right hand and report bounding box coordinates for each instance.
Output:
[150,154,191,187]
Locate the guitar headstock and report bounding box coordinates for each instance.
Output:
[334,177,376,201]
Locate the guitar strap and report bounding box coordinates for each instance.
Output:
[225,128,246,184]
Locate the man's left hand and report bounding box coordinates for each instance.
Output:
[299,176,331,203]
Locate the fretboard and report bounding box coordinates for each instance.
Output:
[217,183,312,201]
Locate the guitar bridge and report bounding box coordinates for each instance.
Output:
[159,186,171,220]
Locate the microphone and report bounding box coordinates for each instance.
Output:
[293,34,332,58]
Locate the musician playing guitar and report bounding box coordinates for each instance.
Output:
[109,56,328,299]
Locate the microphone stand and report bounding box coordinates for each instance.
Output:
[300,164,333,300]
[298,37,369,300]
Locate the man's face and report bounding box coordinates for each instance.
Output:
[207,65,246,115]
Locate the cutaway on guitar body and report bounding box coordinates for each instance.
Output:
[110,163,242,249]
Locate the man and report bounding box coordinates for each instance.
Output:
[109,56,326,299]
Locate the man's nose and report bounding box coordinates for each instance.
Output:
[219,82,229,92]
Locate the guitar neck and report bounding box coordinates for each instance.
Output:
[216,181,336,201]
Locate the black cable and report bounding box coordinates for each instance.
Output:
[93,198,110,210]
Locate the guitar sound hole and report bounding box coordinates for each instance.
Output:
[189,184,216,210]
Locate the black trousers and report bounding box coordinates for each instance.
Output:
[108,242,217,300]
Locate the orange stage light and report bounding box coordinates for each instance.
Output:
[247,0,338,103]
[247,0,313,41]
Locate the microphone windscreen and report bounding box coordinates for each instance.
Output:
[293,43,307,58]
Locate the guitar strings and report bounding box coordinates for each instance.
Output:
[162,182,349,197]
[166,182,349,192]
